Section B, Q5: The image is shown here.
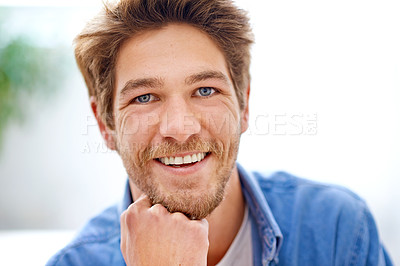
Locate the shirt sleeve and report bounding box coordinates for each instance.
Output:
[343,202,393,266]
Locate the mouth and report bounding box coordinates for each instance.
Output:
[155,152,210,168]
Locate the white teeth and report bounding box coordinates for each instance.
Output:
[183,155,191,164]
[158,152,207,166]
[174,157,183,165]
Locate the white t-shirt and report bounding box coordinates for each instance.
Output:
[216,204,253,266]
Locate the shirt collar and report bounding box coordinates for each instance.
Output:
[237,163,283,264]
[118,179,133,216]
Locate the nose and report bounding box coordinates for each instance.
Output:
[159,97,201,142]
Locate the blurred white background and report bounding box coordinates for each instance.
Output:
[0,0,399,265]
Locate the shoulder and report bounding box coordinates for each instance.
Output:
[253,170,370,232]
[253,170,366,213]
[251,171,390,265]
[46,204,124,266]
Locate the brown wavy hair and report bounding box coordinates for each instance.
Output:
[75,0,254,129]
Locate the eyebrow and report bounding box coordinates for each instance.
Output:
[185,70,230,86]
[119,77,164,99]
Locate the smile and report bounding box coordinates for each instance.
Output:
[156,152,209,167]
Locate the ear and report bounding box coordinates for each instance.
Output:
[240,84,250,134]
[90,96,117,150]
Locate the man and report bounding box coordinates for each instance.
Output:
[47,0,392,265]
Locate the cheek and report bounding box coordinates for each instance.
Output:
[199,104,241,138]
[116,111,141,143]
[116,110,160,145]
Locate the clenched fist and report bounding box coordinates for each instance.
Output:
[120,195,209,266]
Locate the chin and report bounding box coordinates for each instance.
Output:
[157,190,225,220]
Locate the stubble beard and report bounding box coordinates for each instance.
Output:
[118,134,240,220]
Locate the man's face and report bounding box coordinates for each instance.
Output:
[110,23,248,219]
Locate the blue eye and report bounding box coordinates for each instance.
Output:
[134,94,153,103]
[197,87,215,97]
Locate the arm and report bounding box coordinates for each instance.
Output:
[341,202,393,266]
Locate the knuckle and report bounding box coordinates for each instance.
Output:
[127,202,137,213]
[124,212,135,225]
[171,211,188,222]
[190,220,209,236]
[123,204,140,225]
[150,203,167,215]
[120,212,126,225]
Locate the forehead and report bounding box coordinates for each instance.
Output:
[114,23,231,92]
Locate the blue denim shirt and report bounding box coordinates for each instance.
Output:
[47,164,392,265]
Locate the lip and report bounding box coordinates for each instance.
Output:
[152,152,211,176]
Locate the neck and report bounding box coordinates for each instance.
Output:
[206,165,245,265]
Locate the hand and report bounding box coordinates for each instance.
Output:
[120,194,209,266]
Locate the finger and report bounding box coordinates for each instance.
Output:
[122,194,151,222]
[200,218,209,228]
[188,218,209,230]
[149,203,169,216]
[197,218,209,232]
[133,193,152,208]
